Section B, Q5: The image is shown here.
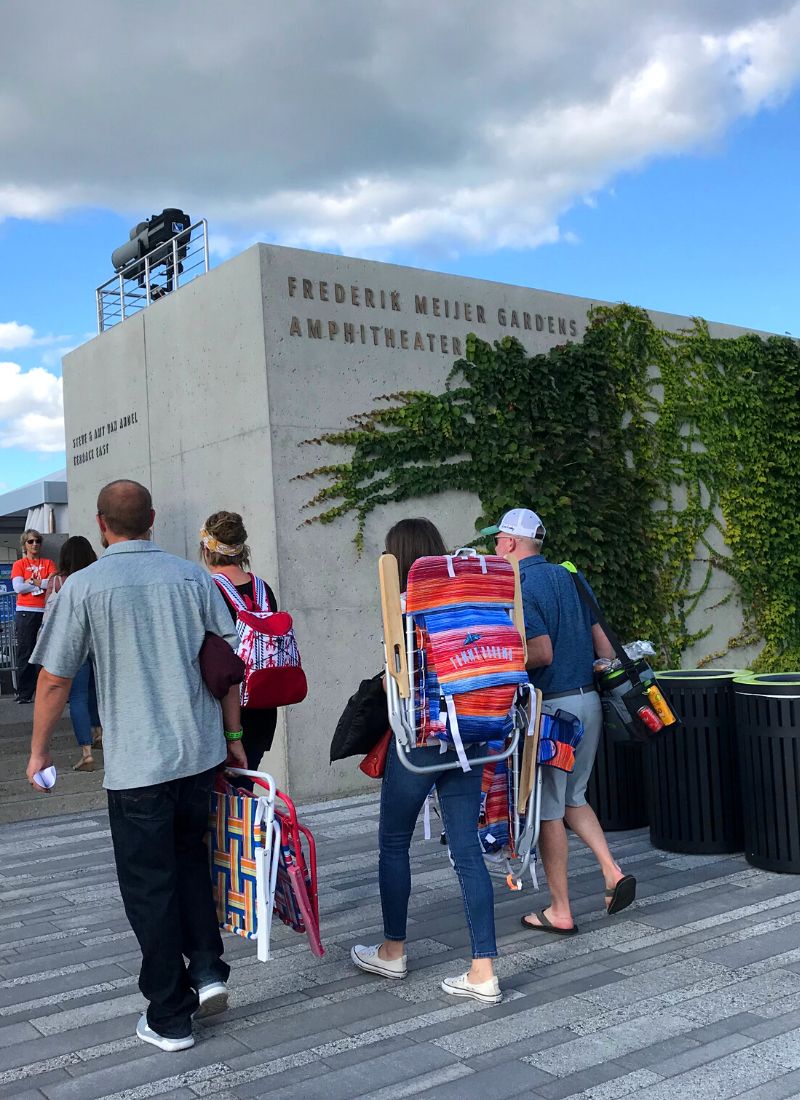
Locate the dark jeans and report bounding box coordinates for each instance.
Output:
[15,610,43,700]
[379,742,497,959]
[108,767,229,1037]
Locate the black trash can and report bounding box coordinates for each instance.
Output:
[734,673,800,873]
[586,665,649,831]
[645,670,744,854]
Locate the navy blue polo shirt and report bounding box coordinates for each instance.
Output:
[519,554,598,695]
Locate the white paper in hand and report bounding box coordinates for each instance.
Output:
[33,766,57,789]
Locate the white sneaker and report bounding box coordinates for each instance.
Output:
[441,972,502,1005]
[136,1014,194,1052]
[351,944,408,979]
[194,981,229,1019]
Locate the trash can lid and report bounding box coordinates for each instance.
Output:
[733,672,800,697]
[657,669,745,680]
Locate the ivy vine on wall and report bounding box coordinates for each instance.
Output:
[298,304,800,670]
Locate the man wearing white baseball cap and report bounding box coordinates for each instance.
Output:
[481,508,636,934]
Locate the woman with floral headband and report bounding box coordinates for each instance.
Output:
[200,511,278,773]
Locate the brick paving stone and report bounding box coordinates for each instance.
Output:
[683,1012,765,1043]
[0,1065,72,1098]
[29,993,146,1035]
[189,1091,246,1100]
[732,1067,800,1100]
[0,1090,55,1100]
[536,1060,642,1099]
[525,1015,704,1077]
[211,1059,338,1100]
[413,1004,509,1044]
[645,1032,757,1076]
[574,959,733,1010]
[144,1091,197,1100]
[464,1029,575,1070]
[700,923,800,969]
[742,1005,800,1042]
[0,1025,141,1074]
[0,921,60,947]
[510,968,623,1002]
[310,1033,416,1070]
[547,1067,665,1100]
[430,1059,554,1099]
[0,1020,40,1049]
[225,1028,350,1071]
[614,1036,707,1071]
[348,1063,478,1100]
[0,963,132,1010]
[617,1039,796,1099]
[43,1047,239,1100]
[0,943,140,980]
[230,1041,459,1100]
[434,997,594,1059]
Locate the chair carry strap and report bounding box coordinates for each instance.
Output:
[561,562,640,686]
[444,696,472,772]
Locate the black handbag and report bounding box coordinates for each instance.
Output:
[564,565,679,743]
[329,673,390,762]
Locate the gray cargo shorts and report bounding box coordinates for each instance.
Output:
[539,688,603,821]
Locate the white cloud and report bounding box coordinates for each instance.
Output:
[0,1,799,254]
[0,362,65,453]
[0,321,74,354]
[0,322,36,350]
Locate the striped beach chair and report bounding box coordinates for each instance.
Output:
[380,547,536,775]
[209,771,325,961]
[209,769,279,962]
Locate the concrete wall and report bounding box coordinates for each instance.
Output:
[64,243,762,800]
[63,248,288,786]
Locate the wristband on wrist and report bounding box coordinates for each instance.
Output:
[224,729,244,742]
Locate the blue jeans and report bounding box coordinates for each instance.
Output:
[69,660,100,747]
[379,741,497,958]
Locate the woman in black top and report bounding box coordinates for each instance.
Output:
[200,511,278,772]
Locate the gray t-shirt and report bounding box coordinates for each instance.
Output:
[32,540,237,790]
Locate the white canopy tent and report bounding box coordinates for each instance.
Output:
[0,471,68,563]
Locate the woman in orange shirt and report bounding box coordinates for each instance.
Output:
[11,529,57,703]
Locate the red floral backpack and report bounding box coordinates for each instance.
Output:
[213,573,307,709]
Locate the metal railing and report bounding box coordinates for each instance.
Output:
[95,219,209,333]
[0,592,17,691]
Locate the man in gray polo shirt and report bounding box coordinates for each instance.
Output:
[26,479,246,1052]
[482,508,636,936]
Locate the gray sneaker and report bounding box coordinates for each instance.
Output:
[136,1014,194,1052]
[194,981,229,1019]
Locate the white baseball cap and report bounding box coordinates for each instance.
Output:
[481,508,546,541]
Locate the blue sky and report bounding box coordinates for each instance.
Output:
[2,1,800,494]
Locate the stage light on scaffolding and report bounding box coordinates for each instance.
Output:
[111,209,191,299]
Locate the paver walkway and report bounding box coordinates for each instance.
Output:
[0,695,105,824]
[3,777,800,1099]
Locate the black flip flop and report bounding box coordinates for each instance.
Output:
[520,910,579,936]
[605,874,636,915]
